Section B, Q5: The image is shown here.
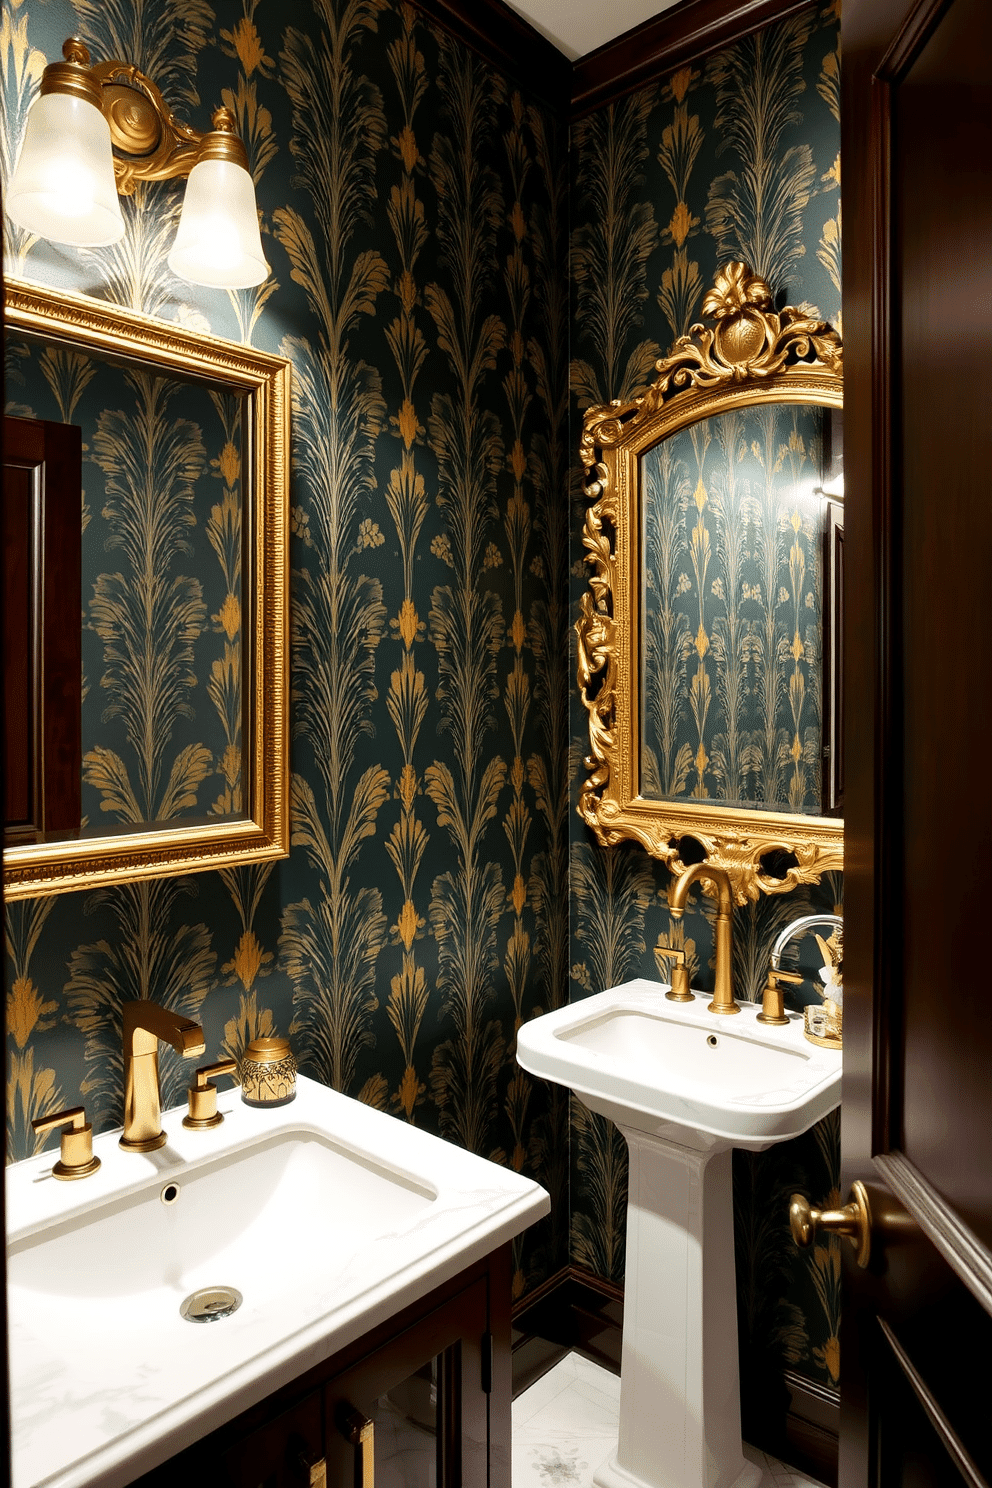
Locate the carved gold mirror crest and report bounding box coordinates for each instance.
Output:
[3,279,290,898]
[576,263,843,904]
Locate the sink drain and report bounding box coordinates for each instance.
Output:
[180,1286,243,1324]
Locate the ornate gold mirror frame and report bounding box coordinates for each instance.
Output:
[3,279,290,899]
[576,263,843,904]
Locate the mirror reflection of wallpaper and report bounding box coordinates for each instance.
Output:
[641,403,827,814]
[4,336,244,830]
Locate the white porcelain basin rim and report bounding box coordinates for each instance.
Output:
[6,1075,549,1488]
[515,979,841,1145]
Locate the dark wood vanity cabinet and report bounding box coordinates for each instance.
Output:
[129,1245,512,1488]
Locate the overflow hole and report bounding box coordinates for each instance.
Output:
[707,1035,719,1048]
[160,1182,181,1205]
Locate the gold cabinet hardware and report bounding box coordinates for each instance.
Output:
[757,968,803,1026]
[337,1405,374,1488]
[790,1180,872,1268]
[183,1059,239,1129]
[32,1105,101,1180]
[296,1451,326,1488]
[655,946,693,1003]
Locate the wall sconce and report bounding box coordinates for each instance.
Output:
[6,38,269,289]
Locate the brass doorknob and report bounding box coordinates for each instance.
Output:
[789,1179,872,1268]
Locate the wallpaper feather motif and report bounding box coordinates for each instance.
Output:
[2,0,568,1307]
[3,0,839,1399]
[568,1,844,1410]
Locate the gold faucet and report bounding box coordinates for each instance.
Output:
[668,862,739,1015]
[120,1001,206,1152]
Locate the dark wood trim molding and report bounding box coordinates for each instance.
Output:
[783,1371,840,1487]
[572,0,817,118]
[406,0,571,110]
[875,1151,992,1317]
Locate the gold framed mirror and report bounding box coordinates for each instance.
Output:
[576,263,843,904]
[3,278,290,898]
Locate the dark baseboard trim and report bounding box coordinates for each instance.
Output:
[512,1266,623,1397]
[571,0,818,118]
[406,0,571,110]
[782,1370,840,1487]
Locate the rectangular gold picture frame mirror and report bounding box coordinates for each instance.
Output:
[3,279,290,899]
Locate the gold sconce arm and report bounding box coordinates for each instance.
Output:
[32,1105,101,1180]
[43,39,247,195]
[183,1059,240,1130]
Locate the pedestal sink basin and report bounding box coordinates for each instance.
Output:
[516,978,842,1488]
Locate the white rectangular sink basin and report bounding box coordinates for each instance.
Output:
[7,1075,549,1488]
[516,978,841,1149]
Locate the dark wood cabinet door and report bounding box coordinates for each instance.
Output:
[842,0,992,1484]
[217,1389,324,1488]
[322,1276,489,1488]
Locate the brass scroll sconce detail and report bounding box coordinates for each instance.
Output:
[41,38,249,193]
[575,262,844,905]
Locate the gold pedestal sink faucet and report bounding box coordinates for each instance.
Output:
[668,861,739,1014]
[121,1001,206,1152]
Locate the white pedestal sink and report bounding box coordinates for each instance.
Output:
[516,978,842,1488]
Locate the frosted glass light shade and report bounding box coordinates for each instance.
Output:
[168,157,268,288]
[6,92,125,246]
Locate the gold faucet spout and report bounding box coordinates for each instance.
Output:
[120,1001,206,1152]
[668,862,740,1015]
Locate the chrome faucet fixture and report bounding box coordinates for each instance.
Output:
[120,1001,206,1152]
[769,913,844,1048]
[668,861,739,1014]
[770,913,843,972]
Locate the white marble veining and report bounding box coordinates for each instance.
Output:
[513,1355,829,1488]
[6,1075,549,1488]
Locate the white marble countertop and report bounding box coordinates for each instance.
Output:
[6,1075,549,1488]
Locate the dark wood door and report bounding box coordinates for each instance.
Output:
[842,0,992,1483]
[3,415,82,842]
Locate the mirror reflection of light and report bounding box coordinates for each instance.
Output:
[814,473,845,501]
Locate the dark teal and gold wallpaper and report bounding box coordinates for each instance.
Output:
[3,0,843,1422]
[568,0,844,1411]
[2,0,569,1299]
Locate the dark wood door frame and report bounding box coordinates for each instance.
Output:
[842,0,992,1482]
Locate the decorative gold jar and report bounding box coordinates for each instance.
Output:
[240,1037,297,1107]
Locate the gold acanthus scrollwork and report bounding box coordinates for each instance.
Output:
[575,262,844,905]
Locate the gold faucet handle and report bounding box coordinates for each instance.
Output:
[756,968,804,1025]
[183,1059,239,1130]
[655,946,693,1003]
[32,1105,101,1180]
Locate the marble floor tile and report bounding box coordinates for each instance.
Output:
[513,1353,829,1488]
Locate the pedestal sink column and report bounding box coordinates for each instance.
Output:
[593,1126,761,1488]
